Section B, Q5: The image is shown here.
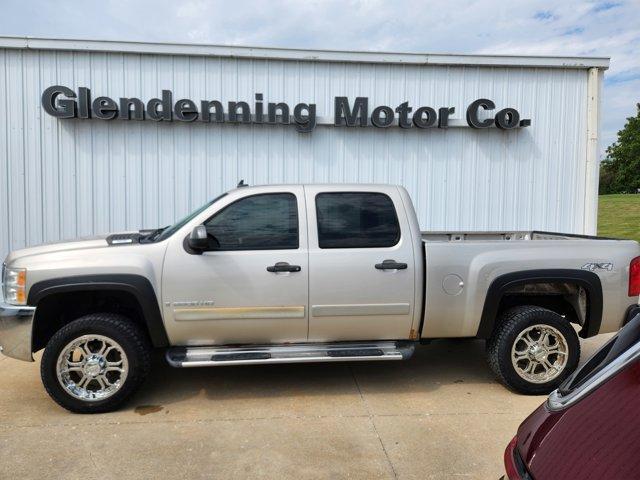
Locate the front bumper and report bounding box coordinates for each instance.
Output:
[0,288,35,361]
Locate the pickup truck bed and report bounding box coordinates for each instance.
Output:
[421,230,638,339]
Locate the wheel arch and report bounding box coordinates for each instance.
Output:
[477,269,603,340]
[28,274,169,352]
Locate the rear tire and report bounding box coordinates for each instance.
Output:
[486,305,580,395]
[41,313,151,413]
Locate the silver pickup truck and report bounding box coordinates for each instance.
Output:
[2,183,639,413]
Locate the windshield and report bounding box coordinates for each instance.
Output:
[152,193,228,242]
[558,312,640,396]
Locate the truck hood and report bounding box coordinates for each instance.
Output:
[3,233,130,265]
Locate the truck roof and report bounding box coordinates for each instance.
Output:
[230,182,400,191]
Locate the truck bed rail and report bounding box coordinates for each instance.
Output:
[421,230,622,242]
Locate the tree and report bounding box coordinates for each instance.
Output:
[599,103,640,194]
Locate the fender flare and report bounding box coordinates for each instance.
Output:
[476,269,603,339]
[27,274,169,347]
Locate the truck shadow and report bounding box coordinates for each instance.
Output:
[135,338,500,408]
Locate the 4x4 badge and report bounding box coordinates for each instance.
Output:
[581,262,614,272]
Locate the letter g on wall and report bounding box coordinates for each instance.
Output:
[41,85,78,118]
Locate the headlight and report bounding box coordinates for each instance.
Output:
[2,266,27,305]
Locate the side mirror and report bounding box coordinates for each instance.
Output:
[188,225,209,251]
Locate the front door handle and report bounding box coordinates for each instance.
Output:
[267,262,301,273]
[375,259,408,270]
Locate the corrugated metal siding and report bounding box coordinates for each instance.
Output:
[0,48,589,260]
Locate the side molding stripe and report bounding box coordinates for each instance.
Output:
[174,306,305,322]
[312,303,410,317]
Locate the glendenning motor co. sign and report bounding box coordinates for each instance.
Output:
[42,85,531,133]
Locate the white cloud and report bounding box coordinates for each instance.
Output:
[0,0,638,153]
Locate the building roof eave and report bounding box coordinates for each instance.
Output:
[0,35,611,70]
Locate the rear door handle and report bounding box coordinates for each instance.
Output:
[267,262,301,273]
[375,259,408,270]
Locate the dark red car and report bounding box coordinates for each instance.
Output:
[503,306,640,480]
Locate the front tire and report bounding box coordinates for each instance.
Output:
[486,306,580,395]
[41,313,151,413]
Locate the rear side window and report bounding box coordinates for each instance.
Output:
[204,193,298,250]
[315,192,400,248]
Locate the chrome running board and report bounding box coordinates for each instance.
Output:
[165,341,415,367]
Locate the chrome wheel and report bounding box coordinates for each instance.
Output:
[56,334,129,402]
[511,324,569,384]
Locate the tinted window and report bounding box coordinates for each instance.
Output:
[205,193,298,250]
[316,192,400,248]
[559,312,640,396]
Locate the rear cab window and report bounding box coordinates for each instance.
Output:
[315,192,400,248]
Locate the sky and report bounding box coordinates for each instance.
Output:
[1,0,638,155]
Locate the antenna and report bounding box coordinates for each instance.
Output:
[237,179,248,187]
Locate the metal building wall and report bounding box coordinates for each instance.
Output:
[0,46,591,261]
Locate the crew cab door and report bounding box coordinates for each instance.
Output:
[304,185,416,341]
[161,186,308,345]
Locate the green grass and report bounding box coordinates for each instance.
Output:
[598,194,640,242]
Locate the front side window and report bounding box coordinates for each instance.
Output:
[315,192,400,248]
[204,193,298,250]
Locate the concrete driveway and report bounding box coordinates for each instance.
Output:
[0,335,610,480]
